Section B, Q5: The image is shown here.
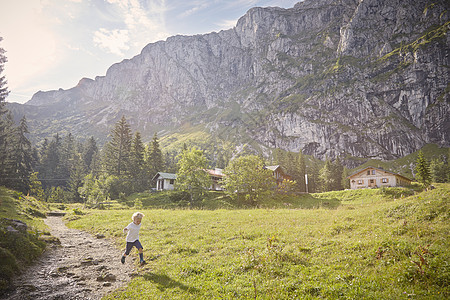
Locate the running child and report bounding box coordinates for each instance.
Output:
[121,212,146,265]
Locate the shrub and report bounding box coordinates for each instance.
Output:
[0,218,46,293]
[0,247,18,291]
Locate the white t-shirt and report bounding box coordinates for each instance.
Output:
[124,222,141,242]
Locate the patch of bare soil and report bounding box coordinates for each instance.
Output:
[2,216,138,300]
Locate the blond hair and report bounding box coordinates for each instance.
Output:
[132,212,144,221]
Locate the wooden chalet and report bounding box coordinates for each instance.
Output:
[348,166,412,189]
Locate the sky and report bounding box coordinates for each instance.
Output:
[0,0,301,104]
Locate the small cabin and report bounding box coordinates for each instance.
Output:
[265,165,292,186]
[348,167,412,189]
[206,168,225,191]
[152,172,177,191]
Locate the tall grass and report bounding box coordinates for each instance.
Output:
[67,184,449,299]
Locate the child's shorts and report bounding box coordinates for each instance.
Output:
[125,240,143,255]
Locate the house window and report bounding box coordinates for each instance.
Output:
[357,180,364,185]
[367,171,370,175]
[372,170,376,175]
[170,179,175,184]
[382,178,388,183]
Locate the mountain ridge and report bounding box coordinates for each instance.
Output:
[7,0,449,162]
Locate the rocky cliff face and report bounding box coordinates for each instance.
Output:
[12,0,450,161]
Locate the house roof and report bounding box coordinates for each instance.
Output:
[348,166,412,182]
[207,168,224,177]
[152,172,177,181]
[265,165,281,172]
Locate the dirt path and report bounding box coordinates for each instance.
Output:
[2,216,137,300]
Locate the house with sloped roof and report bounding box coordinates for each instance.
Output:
[348,166,412,189]
[206,168,225,191]
[152,172,177,191]
[264,165,292,186]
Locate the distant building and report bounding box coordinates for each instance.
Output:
[153,165,292,192]
[152,172,177,191]
[206,168,225,191]
[264,165,292,186]
[348,167,412,189]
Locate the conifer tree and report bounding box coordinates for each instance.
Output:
[130,131,147,192]
[296,150,307,192]
[103,116,132,177]
[163,150,178,173]
[6,116,34,192]
[67,153,86,203]
[307,160,320,193]
[147,133,163,183]
[29,172,44,200]
[332,156,344,190]
[0,112,14,186]
[319,158,333,192]
[0,37,9,180]
[57,133,76,187]
[341,167,350,189]
[38,134,62,189]
[0,37,8,103]
[415,150,431,187]
[430,157,448,183]
[82,136,98,171]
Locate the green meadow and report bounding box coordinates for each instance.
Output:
[66,184,450,299]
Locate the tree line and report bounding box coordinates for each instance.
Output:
[1,37,449,204]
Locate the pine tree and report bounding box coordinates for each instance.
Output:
[103,116,132,177]
[29,172,44,200]
[415,150,431,187]
[319,158,333,192]
[307,160,321,193]
[0,37,9,181]
[67,153,86,203]
[341,167,350,189]
[57,133,77,187]
[164,150,178,173]
[82,136,98,171]
[296,150,307,192]
[130,131,147,192]
[7,116,34,192]
[147,133,164,183]
[0,112,15,186]
[331,156,344,190]
[38,134,62,189]
[0,37,8,103]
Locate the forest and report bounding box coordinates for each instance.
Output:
[0,37,449,207]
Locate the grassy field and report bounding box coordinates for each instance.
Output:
[66,184,449,299]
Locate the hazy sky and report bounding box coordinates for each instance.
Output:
[0,0,300,104]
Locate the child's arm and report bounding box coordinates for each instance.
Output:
[123,225,129,233]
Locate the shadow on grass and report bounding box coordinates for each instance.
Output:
[143,272,199,294]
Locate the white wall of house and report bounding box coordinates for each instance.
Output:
[156,178,175,191]
[349,168,410,189]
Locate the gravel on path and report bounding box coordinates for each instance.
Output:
[2,216,138,300]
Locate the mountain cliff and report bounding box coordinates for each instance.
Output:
[9,0,450,162]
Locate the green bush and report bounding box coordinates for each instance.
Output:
[0,247,18,291]
[73,208,84,215]
[0,218,46,293]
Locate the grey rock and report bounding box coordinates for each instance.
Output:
[7,0,449,161]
